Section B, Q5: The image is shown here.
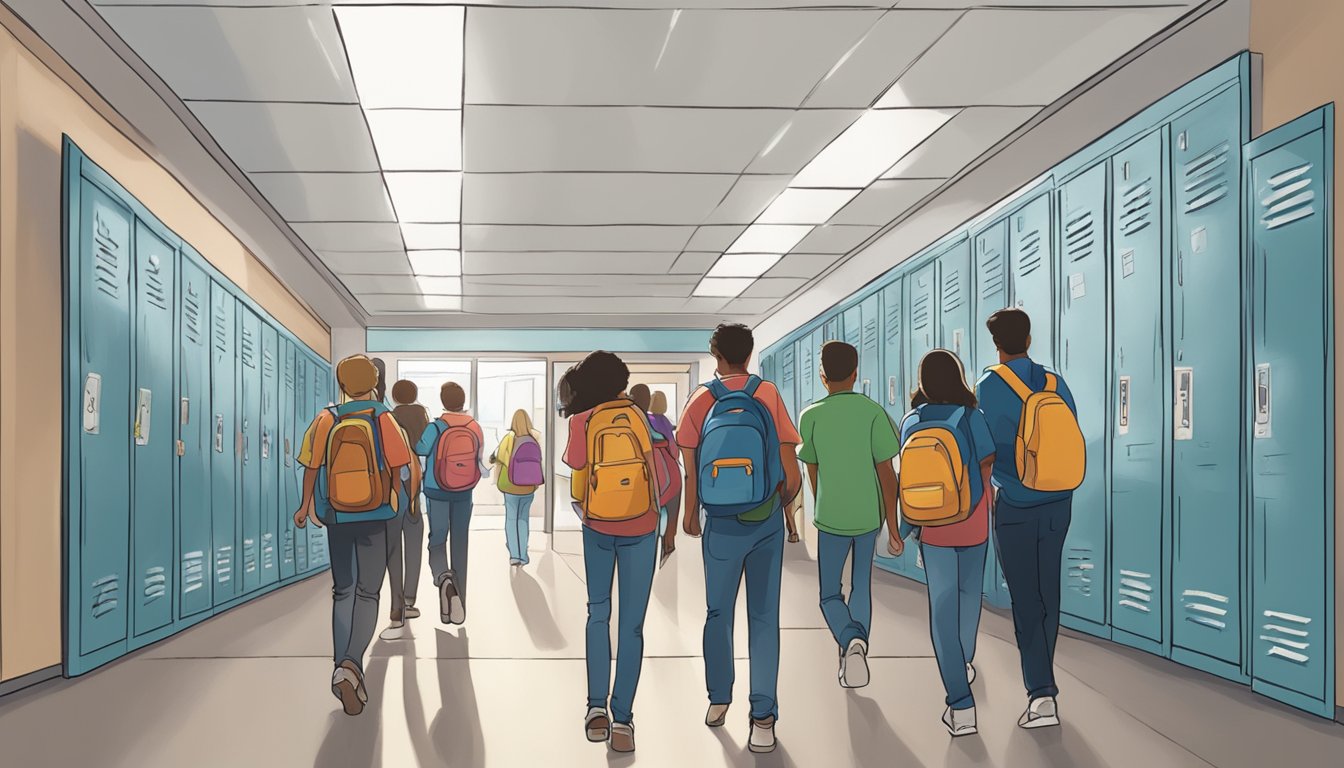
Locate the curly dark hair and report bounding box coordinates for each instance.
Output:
[560,351,630,417]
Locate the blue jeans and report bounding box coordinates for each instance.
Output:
[702,508,784,721]
[583,527,656,725]
[921,541,988,710]
[328,520,387,673]
[994,496,1072,700]
[817,530,878,650]
[503,492,534,564]
[427,491,474,604]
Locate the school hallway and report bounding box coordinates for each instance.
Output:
[0,526,1338,768]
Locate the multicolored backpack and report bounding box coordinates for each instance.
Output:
[324,406,392,513]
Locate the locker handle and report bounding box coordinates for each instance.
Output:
[862,379,871,398]
[1177,250,1184,286]
[888,376,898,407]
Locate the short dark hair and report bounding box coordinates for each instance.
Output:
[441,381,466,412]
[629,383,651,412]
[820,341,858,381]
[710,323,754,366]
[986,308,1031,355]
[391,379,418,405]
[371,358,388,402]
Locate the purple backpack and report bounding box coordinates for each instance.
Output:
[508,434,544,487]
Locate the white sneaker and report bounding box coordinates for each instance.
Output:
[840,638,870,689]
[379,621,407,641]
[705,703,729,727]
[943,706,978,737]
[1018,696,1060,729]
[967,662,977,685]
[748,716,776,754]
[440,575,465,625]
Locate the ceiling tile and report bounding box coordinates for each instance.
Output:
[802,10,961,109]
[463,276,698,298]
[719,297,784,315]
[740,277,809,299]
[317,251,411,275]
[764,253,843,279]
[292,222,404,252]
[744,110,865,175]
[669,252,721,275]
[357,294,449,314]
[877,7,1187,107]
[704,176,793,225]
[830,179,944,226]
[795,224,881,254]
[464,252,679,275]
[189,102,379,172]
[249,172,394,223]
[463,173,737,225]
[685,225,747,252]
[338,274,419,293]
[463,225,695,252]
[883,106,1039,179]
[893,0,1192,7]
[97,5,355,102]
[461,295,707,315]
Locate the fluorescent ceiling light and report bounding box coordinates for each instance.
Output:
[791,109,956,189]
[385,172,461,223]
[706,254,781,279]
[757,188,859,225]
[408,250,461,277]
[422,295,462,311]
[336,6,464,109]
[401,223,460,250]
[366,110,461,171]
[693,277,755,298]
[726,224,813,255]
[416,275,462,295]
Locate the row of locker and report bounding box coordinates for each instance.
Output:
[63,139,335,677]
[760,56,1335,718]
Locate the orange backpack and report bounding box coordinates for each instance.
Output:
[324,407,393,513]
[581,401,657,522]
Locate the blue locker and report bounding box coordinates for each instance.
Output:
[779,344,797,421]
[858,293,881,402]
[280,338,298,581]
[238,305,262,593]
[760,353,777,389]
[131,220,178,638]
[308,355,331,567]
[972,220,1012,608]
[1055,162,1110,631]
[824,315,841,346]
[900,261,939,582]
[1245,108,1335,716]
[1169,86,1246,675]
[178,255,212,617]
[843,304,862,355]
[938,240,972,369]
[798,330,820,411]
[72,179,134,662]
[209,282,238,604]
[293,353,311,574]
[880,278,904,422]
[1110,130,1168,649]
[1009,193,1054,365]
[259,322,280,586]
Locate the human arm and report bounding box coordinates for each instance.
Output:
[414,421,439,457]
[878,459,902,556]
[294,466,322,528]
[681,446,700,538]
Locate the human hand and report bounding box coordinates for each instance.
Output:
[887,533,904,558]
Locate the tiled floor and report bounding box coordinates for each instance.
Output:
[1,527,1342,767]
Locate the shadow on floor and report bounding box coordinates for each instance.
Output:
[510,568,567,650]
[430,628,487,766]
[314,654,389,768]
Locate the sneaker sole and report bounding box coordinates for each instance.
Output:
[748,741,776,754]
[333,679,364,716]
[947,725,979,737]
[705,710,728,728]
[841,656,870,689]
[1020,715,1060,730]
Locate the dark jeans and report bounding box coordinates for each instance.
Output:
[385,490,425,618]
[428,491,473,603]
[993,496,1072,701]
[583,527,657,725]
[328,520,388,673]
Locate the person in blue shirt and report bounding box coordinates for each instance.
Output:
[974,308,1076,731]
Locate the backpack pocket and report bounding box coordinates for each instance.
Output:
[698,428,768,508]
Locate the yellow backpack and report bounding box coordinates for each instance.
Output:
[580,401,656,522]
[990,364,1085,491]
[898,406,973,527]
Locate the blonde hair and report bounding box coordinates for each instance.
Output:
[510,409,539,440]
[650,390,669,416]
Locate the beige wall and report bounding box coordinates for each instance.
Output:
[1250,0,1344,704]
[0,13,331,681]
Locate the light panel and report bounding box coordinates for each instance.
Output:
[422,295,463,311]
[385,172,461,223]
[366,110,462,171]
[693,277,755,298]
[408,250,462,277]
[416,275,462,295]
[726,224,813,254]
[706,254,781,279]
[402,223,461,250]
[336,6,464,109]
[791,109,956,189]
[757,188,859,225]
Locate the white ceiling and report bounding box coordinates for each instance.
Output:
[89,0,1200,326]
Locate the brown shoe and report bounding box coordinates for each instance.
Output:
[331,661,366,716]
[610,722,635,753]
[585,708,610,743]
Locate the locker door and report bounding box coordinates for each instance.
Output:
[1170,87,1245,673]
[760,353,776,388]
[178,256,212,618]
[1056,162,1110,630]
[1246,109,1334,714]
[938,240,973,369]
[309,356,331,567]
[209,283,238,604]
[1110,130,1167,646]
[779,344,797,420]
[280,338,298,581]
[880,278,904,423]
[259,323,280,586]
[824,316,841,346]
[1009,194,1054,365]
[859,293,881,402]
[238,304,262,592]
[293,353,310,574]
[131,221,177,638]
[798,333,818,412]
[843,304,862,353]
[74,181,134,660]
[901,261,939,581]
[973,221,1012,608]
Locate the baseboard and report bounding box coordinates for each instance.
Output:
[1336,705,1343,725]
[0,665,61,698]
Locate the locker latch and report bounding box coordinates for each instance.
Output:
[215,415,225,453]
[176,440,186,457]
[1117,376,1130,436]
[1254,363,1272,439]
[888,376,898,407]
[1174,367,1193,441]
[862,379,871,398]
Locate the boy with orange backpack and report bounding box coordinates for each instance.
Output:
[415,381,486,627]
[294,355,412,716]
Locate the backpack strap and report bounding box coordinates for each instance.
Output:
[990,364,1033,402]
[1043,372,1058,393]
[706,378,731,401]
[743,375,762,397]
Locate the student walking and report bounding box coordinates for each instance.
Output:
[633,385,682,561]
[975,308,1084,730]
[380,379,430,640]
[563,352,661,754]
[898,349,996,737]
[798,341,901,690]
[293,355,412,716]
[415,382,486,627]
[678,323,802,755]
[490,409,543,568]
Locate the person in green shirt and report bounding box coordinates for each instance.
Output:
[798,341,902,689]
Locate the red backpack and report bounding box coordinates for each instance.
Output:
[433,416,482,491]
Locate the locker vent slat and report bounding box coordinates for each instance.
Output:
[1066,547,1094,597]
[1016,229,1043,276]
[884,294,901,336]
[142,565,167,603]
[92,207,124,300]
[1261,608,1313,664]
[1117,569,1154,614]
[144,254,169,311]
[978,239,1006,298]
[181,550,206,594]
[941,269,964,312]
[1261,162,1316,230]
[1120,179,1154,236]
[212,304,229,354]
[215,544,233,583]
[282,530,295,566]
[244,538,257,573]
[1181,588,1231,630]
[90,573,121,619]
[262,533,275,571]
[183,284,204,346]
[241,325,257,369]
[912,281,932,329]
[863,316,879,352]
[1064,210,1096,263]
[1183,141,1230,213]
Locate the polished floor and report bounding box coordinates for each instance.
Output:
[1,526,1342,767]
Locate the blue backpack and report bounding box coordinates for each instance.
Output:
[696,376,785,518]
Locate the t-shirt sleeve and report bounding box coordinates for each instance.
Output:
[764,383,801,445]
[676,387,710,450]
[497,432,514,466]
[415,421,440,457]
[796,408,817,464]
[870,408,902,463]
[379,413,412,468]
[970,409,996,464]
[563,413,587,470]
[296,412,332,469]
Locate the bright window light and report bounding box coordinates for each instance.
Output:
[706,254,781,279]
[367,110,461,171]
[726,224,813,255]
[791,109,956,189]
[402,223,461,250]
[757,188,859,225]
[336,6,464,109]
[416,275,461,295]
[422,295,462,311]
[693,277,755,298]
[385,172,461,223]
[408,250,461,276]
